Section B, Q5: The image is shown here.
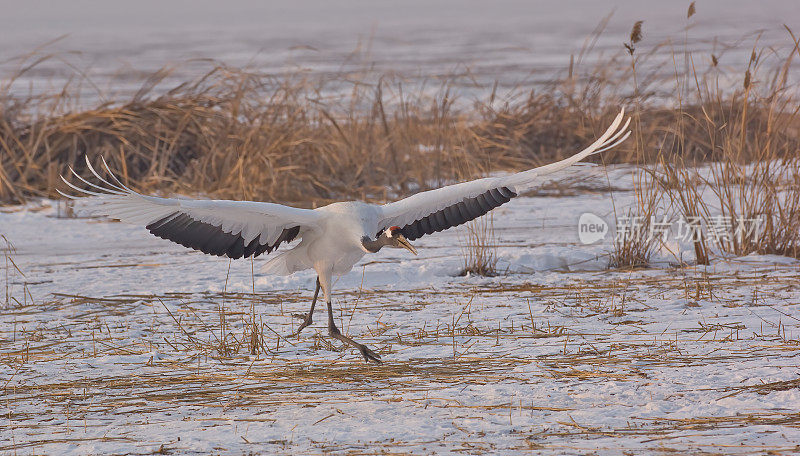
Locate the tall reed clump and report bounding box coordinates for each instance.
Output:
[609,5,800,265]
[458,214,498,277]
[0,63,487,207]
[652,15,800,260]
[607,19,663,269]
[0,49,648,208]
[4,58,619,208]
[607,171,664,268]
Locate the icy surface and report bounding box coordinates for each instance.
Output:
[2,179,800,454]
[2,0,799,103]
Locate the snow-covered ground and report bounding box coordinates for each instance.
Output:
[2,173,800,455]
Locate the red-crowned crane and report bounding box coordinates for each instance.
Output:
[61,109,629,363]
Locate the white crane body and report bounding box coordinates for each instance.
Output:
[264,201,382,278]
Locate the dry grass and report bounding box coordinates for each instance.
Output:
[646,25,800,261]
[0,28,792,208]
[0,59,626,207]
[2,235,34,308]
[607,18,800,266]
[458,214,498,277]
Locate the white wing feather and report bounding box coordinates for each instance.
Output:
[379,109,630,231]
[59,157,322,249]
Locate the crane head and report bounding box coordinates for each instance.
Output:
[383,226,415,255]
[361,226,418,255]
[386,226,418,255]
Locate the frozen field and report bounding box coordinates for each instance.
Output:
[2,170,800,455]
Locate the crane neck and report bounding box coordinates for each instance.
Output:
[361,235,388,253]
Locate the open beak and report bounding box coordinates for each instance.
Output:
[396,234,418,255]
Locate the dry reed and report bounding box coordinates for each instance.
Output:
[458,214,498,277]
[648,23,800,261]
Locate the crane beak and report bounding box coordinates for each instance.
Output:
[396,234,418,255]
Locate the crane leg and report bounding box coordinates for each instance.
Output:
[291,277,320,337]
[327,300,382,364]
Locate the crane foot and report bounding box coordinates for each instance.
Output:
[327,300,382,363]
[358,344,382,364]
[290,313,313,337]
[328,321,382,364]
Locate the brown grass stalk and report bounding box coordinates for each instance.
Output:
[459,214,498,277]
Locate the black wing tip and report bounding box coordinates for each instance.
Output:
[146,212,300,260]
[397,186,516,241]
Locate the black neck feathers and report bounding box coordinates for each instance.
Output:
[361,235,387,253]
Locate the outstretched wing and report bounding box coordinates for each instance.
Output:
[378,109,630,241]
[59,158,322,259]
